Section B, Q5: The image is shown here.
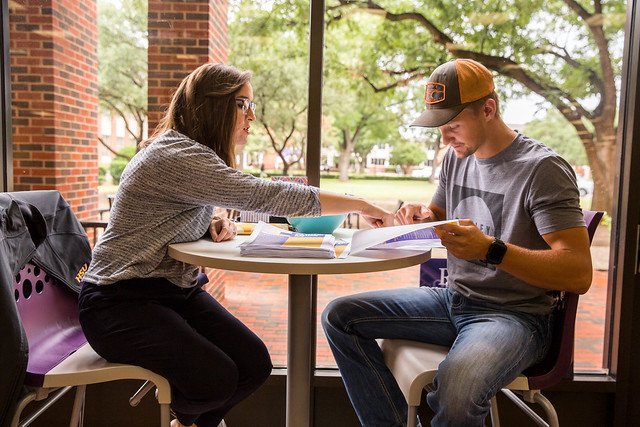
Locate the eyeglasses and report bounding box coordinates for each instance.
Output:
[235,97,256,116]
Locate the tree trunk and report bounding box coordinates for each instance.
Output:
[338,129,357,182]
[281,158,290,176]
[585,124,617,213]
[338,151,351,182]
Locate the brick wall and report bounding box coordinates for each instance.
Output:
[9,0,99,219]
[147,0,228,133]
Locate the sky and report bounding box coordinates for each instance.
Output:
[502,94,550,126]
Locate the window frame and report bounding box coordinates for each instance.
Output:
[608,0,640,422]
[1,0,11,192]
[1,0,639,420]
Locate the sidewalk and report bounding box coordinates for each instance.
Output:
[221,236,609,371]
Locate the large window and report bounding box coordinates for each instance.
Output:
[1,0,633,380]
[315,0,624,373]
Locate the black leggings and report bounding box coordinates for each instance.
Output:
[79,278,272,426]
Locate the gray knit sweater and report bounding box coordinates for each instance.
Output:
[84,129,321,288]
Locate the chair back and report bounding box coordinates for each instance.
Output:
[14,262,87,386]
[523,209,604,389]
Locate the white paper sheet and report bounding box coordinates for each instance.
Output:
[349,219,459,255]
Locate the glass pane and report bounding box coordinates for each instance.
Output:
[6,0,624,376]
[317,0,625,374]
[224,0,310,368]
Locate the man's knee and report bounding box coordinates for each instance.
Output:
[321,295,356,332]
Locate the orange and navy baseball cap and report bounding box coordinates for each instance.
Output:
[411,59,495,128]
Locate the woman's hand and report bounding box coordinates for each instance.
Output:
[360,203,395,228]
[209,216,237,242]
[395,203,437,225]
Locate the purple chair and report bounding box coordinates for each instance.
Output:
[379,210,604,427]
[10,263,173,427]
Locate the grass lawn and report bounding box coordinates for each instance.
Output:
[99,179,437,210]
[100,178,592,213]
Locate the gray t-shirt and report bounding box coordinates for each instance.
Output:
[85,129,321,288]
[431,133,585,314]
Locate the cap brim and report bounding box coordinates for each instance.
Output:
[410,105,466,128]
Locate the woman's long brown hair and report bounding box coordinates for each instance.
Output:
[142,63,252,167]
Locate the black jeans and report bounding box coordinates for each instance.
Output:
[79,278,272,426]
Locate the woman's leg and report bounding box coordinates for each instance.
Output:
[79,279,271,427]
[321,286,456,427]
[177,286,272,426]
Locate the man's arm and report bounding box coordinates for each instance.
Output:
[435,220,593,294]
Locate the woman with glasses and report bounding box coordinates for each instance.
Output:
[78,63,393,427]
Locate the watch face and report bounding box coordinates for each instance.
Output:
[486,239,507,265]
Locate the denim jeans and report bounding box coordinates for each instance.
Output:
[321,286,553,427]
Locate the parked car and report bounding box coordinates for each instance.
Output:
[411,166,432,177]
[577,175,594,196]
[411,166,441,178]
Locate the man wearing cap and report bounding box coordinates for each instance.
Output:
[322,58,592,426]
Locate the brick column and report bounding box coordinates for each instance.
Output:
[147,0,228,133]
[9,0,99,219]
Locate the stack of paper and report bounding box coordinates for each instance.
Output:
[240,222,350,259]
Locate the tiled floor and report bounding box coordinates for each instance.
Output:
[221,264,609,371]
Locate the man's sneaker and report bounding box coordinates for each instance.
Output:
[217,421,227,427]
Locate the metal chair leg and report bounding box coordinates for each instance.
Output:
[533,391,559,427]
[489,396,501,427]
[10,390,36,427]
[160,403,171,427]
[501,389,554,427]
[407,405,418,427]
[129,380,154,407]
[69,385,86,427]
[12,387,74,427]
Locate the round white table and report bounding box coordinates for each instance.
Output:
[168,228,431,427]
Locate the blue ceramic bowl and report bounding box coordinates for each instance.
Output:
[287,214,347,234]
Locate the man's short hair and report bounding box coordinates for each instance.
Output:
[467,92,501,119]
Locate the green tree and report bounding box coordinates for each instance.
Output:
[229,0,412,180]
[109,145,137,184]
[524,109,588,166]
[324,12,407,181]
[229,0,310,175]
[331,0,626,212]
[97,0,147,154]
[390,141,427,174]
